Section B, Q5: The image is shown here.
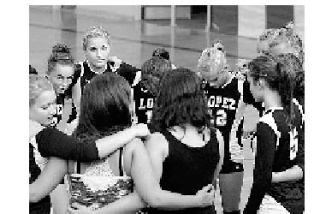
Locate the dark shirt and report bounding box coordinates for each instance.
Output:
[133,82,156,124]
[79,60,140,93]
[148,129,220,214]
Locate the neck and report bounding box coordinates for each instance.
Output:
[263,89,283,110]
[88,61,105,74]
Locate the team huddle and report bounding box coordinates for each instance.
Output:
[29,22,304,214]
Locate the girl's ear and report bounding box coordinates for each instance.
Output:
[257,79,267,90]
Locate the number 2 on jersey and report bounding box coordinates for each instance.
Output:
[215,109,227,126]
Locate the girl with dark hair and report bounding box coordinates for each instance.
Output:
[243,55,304,214]
[132,56,172,125]
[145,68,224,214]
[67,72,215,214]
[272,53,304,108]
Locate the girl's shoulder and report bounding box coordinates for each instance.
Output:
[145,132,168,152]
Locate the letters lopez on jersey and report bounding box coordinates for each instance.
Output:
[202,78,241,129]
[207,95,237,127]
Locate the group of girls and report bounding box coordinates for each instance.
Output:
[29,21,304,214]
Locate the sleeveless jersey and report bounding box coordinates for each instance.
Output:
[148,129,220,214]
[244,100,304,214]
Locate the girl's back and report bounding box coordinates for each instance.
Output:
[148,128,220,214]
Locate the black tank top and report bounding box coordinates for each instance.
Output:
[148,129,220,214]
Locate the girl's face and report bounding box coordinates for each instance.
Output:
[29,90,56,126]
[247,75,263,102]
[85,37,110,69]
[198,50,227,87]
[48,64,74,94]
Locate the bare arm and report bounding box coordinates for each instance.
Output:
[213,129,224,187]
[29,157,67,203]
[272,165,303,183]
[69,192,145,214]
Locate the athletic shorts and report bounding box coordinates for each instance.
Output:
[220,159,244,174]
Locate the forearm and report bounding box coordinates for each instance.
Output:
[131,139,201,210]
[272,165,303,183]
[29,157,67,202]
[93,192,145,214]
[147,189,201,210]
[95,126,139,158]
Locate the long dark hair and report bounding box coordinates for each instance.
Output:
[151,68,210,131]
[73,72,132,142]
[274,53,304,106]
[248,55,296,125]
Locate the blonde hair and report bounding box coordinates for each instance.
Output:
[29,75,54,107]
[82,26,110,51]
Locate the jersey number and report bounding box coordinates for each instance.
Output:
[215,109,227,126]
[146,110,153,123]
[289,127,299,160]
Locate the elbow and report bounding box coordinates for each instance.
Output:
[145,194,165,209]
[29,189,42,203]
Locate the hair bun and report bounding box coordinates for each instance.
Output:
[51,43,73,61]
[52,43,71,54]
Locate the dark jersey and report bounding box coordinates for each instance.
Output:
[78,60,140,93]
[49,65,81,127]
[202,76,256,161]
[132,82,155,124]
[49,93,64,127]
[148,129,220,214]
[244,100,304,214]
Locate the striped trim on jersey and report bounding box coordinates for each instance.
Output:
[293,98,304,126]
[30,137,48,171]
[259,108,283,148]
